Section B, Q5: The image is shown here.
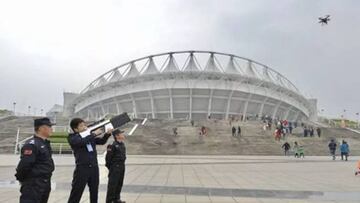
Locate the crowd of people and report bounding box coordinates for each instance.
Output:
[301,123,321,138]
[261,117,296,141]
[280,139,351,161]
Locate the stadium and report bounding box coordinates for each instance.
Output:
[63,50,317,121]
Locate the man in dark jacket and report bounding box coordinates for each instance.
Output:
[232,126,236,137]
[15,117,55,203]
[328,139,337,160]
[105,129,127,203]
[237,126,241,137]
[282,142,291,156]
[67,118,113,203]
[316,127,321,137]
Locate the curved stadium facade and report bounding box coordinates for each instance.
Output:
[63,51,317,121]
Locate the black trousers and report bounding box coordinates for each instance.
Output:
[20,178,51,203]
[106,163,125,203]
[68,165,99,203]
[341,152,349,160]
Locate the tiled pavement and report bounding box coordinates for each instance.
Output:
[0,155,359,202]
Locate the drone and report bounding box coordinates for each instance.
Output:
[318,15,330,25]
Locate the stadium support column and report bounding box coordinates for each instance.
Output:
[113,98,123,115]
[189,89,193,120]
[207,89,214,117]
[272,101,282,120]
[284,106,292,120]
[130,93,138,118]
[100,102,106,117]
[294,111,301,121]
[169,89,174,119]
[242,94,252,121]
[89,109,95,120]
[115,101,120,114]
[148,91,156,119]
[259,97,268,117]
[225,90,234,119]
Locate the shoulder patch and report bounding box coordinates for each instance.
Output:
[23,149,33,155]
[28,139,35,145]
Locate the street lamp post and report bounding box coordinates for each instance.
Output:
[356,112,359,129]
[28,106,31,116]
[41,109,44,116]
[13,102,16,116]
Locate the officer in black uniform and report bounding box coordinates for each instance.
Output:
[105,129,127,203]
[15,117,55,203]
[67,118,113,203]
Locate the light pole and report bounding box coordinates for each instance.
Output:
[13,102,16,116]
[340,109,347,128]
[320,109,329,125]
[356,112,359,129]
[41,109,44,116]
[33,108,37,116]
[28,106,31,116]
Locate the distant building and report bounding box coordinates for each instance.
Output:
[46,104,63,118]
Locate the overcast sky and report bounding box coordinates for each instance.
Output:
[0,0,359,119]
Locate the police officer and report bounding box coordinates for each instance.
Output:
[105,129,127,203]
[15,117,55,203]
[67,118,113,203]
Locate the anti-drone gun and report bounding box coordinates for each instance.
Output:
[80,112,131,138]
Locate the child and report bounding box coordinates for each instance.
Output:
[297,146,305,158]
[294,142,299,158]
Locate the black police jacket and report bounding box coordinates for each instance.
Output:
[68,132,111,166]
[105,141,126,169]
[15,135,54,182]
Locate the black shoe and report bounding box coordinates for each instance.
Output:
[116,200,126,203]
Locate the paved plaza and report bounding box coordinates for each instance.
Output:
[0,154,360,203]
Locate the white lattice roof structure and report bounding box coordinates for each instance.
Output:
[64,51,316,121]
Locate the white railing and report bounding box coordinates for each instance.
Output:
[52,125,70,132]
[14,127,72,155]
[14,127,20,154]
